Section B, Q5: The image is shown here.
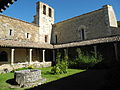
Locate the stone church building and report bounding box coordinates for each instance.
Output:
[0,2,120,70]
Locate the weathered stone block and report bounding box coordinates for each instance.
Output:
[14,69,44,87]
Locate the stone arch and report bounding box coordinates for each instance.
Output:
[78,25,86,31]
[0,51,8,61]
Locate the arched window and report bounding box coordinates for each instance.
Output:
[49,8,52,17]
[0,51,8,61]
[81,29,85,40]
[43,5,46,15]
[78,25,86,40]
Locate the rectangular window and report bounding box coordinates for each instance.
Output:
[49,8,52,17]
[9,29,12,36]
[55,35,57,44]
[27,33,29,38]
[45,35,48,42]
[25,33,30,39]
[43,5,46,15]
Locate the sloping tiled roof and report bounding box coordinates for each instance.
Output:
[0,36,120,49]
[0,39,53,49]
[53,36,120,49]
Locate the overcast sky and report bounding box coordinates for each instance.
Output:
[1,0,120,23]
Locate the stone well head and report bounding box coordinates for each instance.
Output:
[14,69,42,87]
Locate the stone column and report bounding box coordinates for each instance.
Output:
[114,43,118,61]
[53,49,55,62]
[64,48,68,56]
[93,46,97,58]
[42,50,45,62]
[29,49,33,64]
[57,49,59,52]
[11,48,15,65]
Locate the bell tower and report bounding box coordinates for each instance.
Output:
[33,2,54,43]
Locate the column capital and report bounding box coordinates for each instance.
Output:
[29,49,33,52]
[43,49,45,52]
[11,48,15,51]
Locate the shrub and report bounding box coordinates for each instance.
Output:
[27,65,34,69]
[68,48,102,69]
[51,52,68,74]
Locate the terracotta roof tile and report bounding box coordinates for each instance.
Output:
[0,36,120,49]
[54,36,120,49]
[0,39,53,49]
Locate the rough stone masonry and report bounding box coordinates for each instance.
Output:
[14,69,46,87]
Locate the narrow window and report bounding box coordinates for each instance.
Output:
[81,29,85,40]
[9,29,12,36]
[49,8,52,17]
[43,5,46,15]
[26,33,30,39]
[55,35,57,44]
[45,35,48,42]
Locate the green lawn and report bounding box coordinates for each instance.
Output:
[0,67,85,90]
[40,67,85,83]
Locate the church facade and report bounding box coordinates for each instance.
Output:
[0,2,120,70]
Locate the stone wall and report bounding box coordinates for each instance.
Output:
[51,5,118,44]
[110,27,120,36]
[34,2,54,44]
[0,61,52,74]
[14,49,28,63]
[104,5,118,27]
[0,14,39,43]
[32,49,43,62]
